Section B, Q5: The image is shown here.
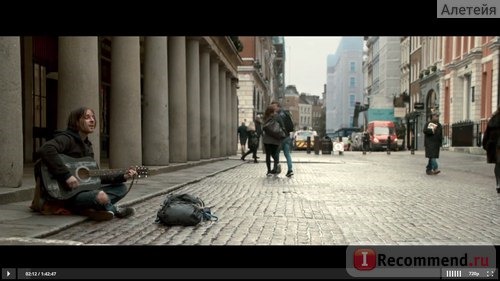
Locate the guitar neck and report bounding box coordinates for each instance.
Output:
[89,169,127,178]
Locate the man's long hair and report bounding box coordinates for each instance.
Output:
[67,107,95,131]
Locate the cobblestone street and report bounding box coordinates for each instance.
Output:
[47,151,500,245]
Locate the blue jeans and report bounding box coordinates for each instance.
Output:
[426,158,438,171]
[278,137,293,173]
[69,183,128,213]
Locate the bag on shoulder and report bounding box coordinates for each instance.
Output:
[155,193,218,226]
[282,110,295,133]
[263,118,286,139]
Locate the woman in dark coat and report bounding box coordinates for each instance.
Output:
[262,105,284,176]
[482,107,500,193]
[423,111,443,175]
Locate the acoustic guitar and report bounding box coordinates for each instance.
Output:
[41,154,148,200]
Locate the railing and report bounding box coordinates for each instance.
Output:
[447,120,485,147]
[452,120,474,147]
[442,123,451,147]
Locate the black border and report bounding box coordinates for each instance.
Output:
[3,2,500,36]
[1,245,498,267]
[0,245,346,268]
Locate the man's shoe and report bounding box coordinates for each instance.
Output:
[286,171,294,177]
[496,184,500,193]
[240,157,245,161]
[80,209,114,221]
[433,170,441,175]
[426,170,433,175]
[114,206,135,219]
[253,159,258,163]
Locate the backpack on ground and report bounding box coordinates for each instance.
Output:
[282,110,294,134]
[155,193,218,226]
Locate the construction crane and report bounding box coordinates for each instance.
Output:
[353,102,369,128]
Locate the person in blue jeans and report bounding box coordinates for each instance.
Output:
[271,102,294,177]
[281,134,294,177]
[31,107,137,221]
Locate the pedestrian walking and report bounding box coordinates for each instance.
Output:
[237,121,248,156]
[423,111,443,175]
[241,122,259,163]
[271,101,295,177]
[362,131,370,152]
[482,106,500,193]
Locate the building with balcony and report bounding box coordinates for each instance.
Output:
[237,36,284,124]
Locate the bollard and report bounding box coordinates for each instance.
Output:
[387,136,391,155]
[314,136,320,155]
[306,136,311,154]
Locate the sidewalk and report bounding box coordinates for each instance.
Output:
[0,157,242,244]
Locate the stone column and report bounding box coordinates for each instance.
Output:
[0,37,22,187]
[168,36,187,163]
[231,79,238,155]
[58,37,100,162]
[22,37,34,163]
[186,38,200,161]
[226,75,232,156]
[199,46,211,159]
[210,57,220,158]
[143,37,169,165]
[219,68,227,156]
[109,37,142,168]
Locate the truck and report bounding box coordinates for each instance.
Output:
[366,121,398,151]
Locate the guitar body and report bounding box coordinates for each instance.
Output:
[41,155,102,200]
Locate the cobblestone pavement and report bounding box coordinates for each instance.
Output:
[47,151,500,245]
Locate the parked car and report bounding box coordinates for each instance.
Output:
[294,130,317,150]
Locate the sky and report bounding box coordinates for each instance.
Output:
[284,36,342,96]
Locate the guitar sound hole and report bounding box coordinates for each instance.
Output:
[76,166,91,182]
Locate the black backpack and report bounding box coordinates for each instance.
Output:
[281,110,294,134]
[155,193,218,226]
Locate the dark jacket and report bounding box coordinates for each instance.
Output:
[247,130,259,150]
[262,115,284,145]
[423,121,443,158]
[482,112,500,163]
[36,129,124,188]
[275,109,286,132]
[255,119,263,138]
[237,124,248,143]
